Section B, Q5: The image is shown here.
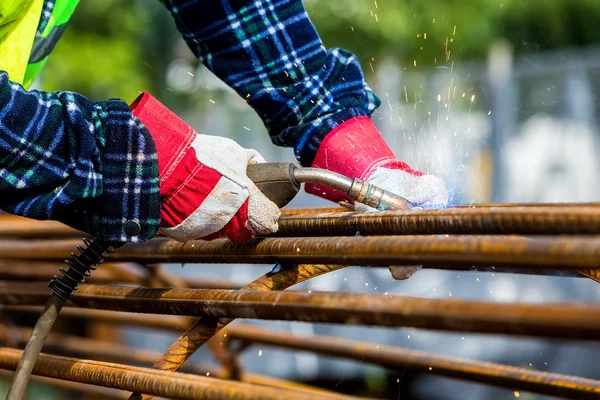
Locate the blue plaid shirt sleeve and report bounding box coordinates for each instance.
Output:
[0,72,160,242]
[163,0,382,165]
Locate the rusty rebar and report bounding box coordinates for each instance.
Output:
[6,307,600,399]
[0,348,348,400]
[0,369,129,399]
[4,205,600,238]
[0,262,145,284]
[2,282,600,340]
[275,206,600,236]
[0,217,81,238]
[1,236,598,269]
[0,325,169,371]
[224,325,600,399]
[0,260,241,290]
[0,325,349,399]
[130,264,346,400]
[0,257,593,282]
[4,306,186,332]
[141,263,244,380]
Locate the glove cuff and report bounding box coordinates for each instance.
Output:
[130,93,257,241]
[305,116,422,202]
[130,93,196,186]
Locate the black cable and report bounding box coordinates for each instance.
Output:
[6,238,118,400]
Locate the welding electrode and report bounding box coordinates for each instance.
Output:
[6,163,413,399]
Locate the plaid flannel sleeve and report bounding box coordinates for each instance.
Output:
[163,0,381,166]
[0,72,160,242]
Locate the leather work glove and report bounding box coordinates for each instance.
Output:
[131,93,280,242]
[305,117,449,210]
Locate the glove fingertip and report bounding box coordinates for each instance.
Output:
[246,188,280,236]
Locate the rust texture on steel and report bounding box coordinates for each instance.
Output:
[5,306,186,331]
[0,260,241,288]
[4,205,600,238]
[0,325,349,399]
[223,325,600,399]
[0,216,82,238]
[141,262,243,380]
[5,306,600,399]
[0,262,146,284]
[2,282,600,340]
[0,348,352,400]
[129,264,346,400]
[0,369,129,399]
[1,236,600,268]
[275,206,600,236]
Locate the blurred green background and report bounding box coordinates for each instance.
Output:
[39,0,600,104]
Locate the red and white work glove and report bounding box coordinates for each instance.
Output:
[305,116,448,210]
[131,93,280,242]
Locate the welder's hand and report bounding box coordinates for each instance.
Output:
[305,116,448,210]
[130,93,279,242]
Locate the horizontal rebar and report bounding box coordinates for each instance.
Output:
[3,205,600,239]
[225,325,600,399]
[2,283,600,340]
[0,325,352,400]
[128,264,347,400]
[0,260,242,289]
[0,236,598,268]
[0,217,81,238]
[0,253,595,281]
[275,206,600,236]
[6,307,600,399]
[5,306,185,331]
[0,369,129,399]
[0,348,345,400]
[0,262,144,284]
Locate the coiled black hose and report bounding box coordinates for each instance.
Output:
[6,238,119,400]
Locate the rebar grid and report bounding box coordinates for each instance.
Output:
[2,235,600,268]
[4,307,600,398]
[0,348,359,400]
[0,206,599,399]
[2,282,600,340]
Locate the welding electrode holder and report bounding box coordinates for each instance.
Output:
[247,162,414,211]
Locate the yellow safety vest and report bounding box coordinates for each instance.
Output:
[0,0,79,88]
[0,0,45,86]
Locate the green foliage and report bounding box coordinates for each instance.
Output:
[39,0,153,101]
[500,0,600,52]
[37,0,600,100]
[304,0,600,68]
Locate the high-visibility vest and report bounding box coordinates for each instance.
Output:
[0,0,79,88]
